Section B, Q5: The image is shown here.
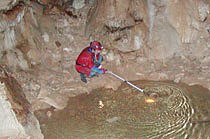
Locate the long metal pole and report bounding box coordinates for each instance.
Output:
[108,71,147,94]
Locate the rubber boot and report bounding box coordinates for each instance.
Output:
[80,73,87,83]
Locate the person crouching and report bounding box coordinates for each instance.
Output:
[75,41,106,83]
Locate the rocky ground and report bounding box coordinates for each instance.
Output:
[0,0,209,138]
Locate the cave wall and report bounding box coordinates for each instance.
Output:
[0,65,43,138]
[85,0,209,59]
[84,0,210,89]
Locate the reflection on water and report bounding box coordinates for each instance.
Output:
[35,81,210,139]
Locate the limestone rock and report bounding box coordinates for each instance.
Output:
[174,73,185,83]
[37,0,49,5]
[0,66,43,138]
[167,0,209,43]
[39,93,69,110]
[149,22,180,59]
[147,1,181,59]
[0,82,26,138]
[106,116,121,123]
[105,50,121,65]
[103,0,135,28]
[197,1,210,22]
[87,74,122,91]
[72,0,86,9]
[0,0,19,10]
[24,113,44,139]
[86,0,135,36]
[6,49,29,71]
[27,48,42,65]
[129,0,150,26]
[120,23,148,52]
[149,72,169,81]
[2,29,17,50]
[42,32,50,43]
[88,0,96,5]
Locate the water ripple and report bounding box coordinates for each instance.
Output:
[119,83,195,138]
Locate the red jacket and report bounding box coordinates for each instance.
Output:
[75,47,101,76]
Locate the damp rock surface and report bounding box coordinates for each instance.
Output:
[36,81,210,139]
[0,66,44,138]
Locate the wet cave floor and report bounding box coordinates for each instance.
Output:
[35,81,210,139]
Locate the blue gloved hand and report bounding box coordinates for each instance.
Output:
[91,66,104,74]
